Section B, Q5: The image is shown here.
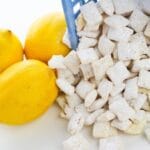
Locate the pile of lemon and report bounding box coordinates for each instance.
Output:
[0,12,70,125]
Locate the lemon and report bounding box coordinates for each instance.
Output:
[0,29,23,72]
[0,59,58,125]
[24,12,70,62]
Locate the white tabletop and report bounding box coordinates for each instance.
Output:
[0,0,149,150]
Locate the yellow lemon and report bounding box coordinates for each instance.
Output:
[0,59,58,125]
[24,12,70,62]
[0,29,23,72]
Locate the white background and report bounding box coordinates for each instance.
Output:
[0,0,62,42]
[0,0,149,150]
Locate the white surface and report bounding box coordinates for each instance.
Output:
[0,0,149,150]
[0,104,149,150]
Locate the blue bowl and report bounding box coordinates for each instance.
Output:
[61,0,97,50]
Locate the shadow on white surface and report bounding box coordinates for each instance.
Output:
[0,104,69,150]
[0,104,149,150]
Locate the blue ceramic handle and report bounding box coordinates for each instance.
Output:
[61,0,97,50]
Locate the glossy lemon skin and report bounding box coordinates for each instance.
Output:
[0,60,58,125]
[24,12,70,62]
[0,29,23,72]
